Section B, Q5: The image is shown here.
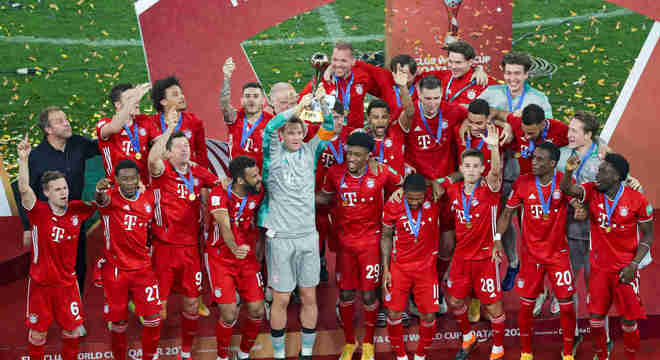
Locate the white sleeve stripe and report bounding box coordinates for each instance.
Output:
[103,147,113,174]
[31,225,38,264]
[102,215,110,251]
[154,189,162,226]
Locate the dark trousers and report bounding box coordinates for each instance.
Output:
[75,225,87,295]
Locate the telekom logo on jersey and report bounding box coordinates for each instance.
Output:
[417,135,435,149]
[529,205,544,219]
[122,140,133,155]
[123,214,138,231]
[342,192,358,206]
[50,226,65,242]
[177,184,189,198]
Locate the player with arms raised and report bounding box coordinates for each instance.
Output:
[560,153,654,360]
[18,135,96,360]
[441,125,506,360]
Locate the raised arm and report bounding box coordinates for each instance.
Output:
[219,57,238,124]
[94,178,111,207]
[484,124,502,192]
[380,224,395,298]
[559,154,584,199]
[17,134,36,210]
[100,83,151,140]
[148,108,177,177]
[393,64,414,131]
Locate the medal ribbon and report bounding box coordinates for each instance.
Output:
[461,180,480,225]
[227,181,248,223]
[178,167,195,198]
[573,142,597,180]
[521,121,549,159]
[506,83,528,113]
[466,129,487,151]
[535,170,557,217]
[404,197,422,239]
[241,112,264,149]
[418,102,443,143]
[328,140,344,164]
[374,139,385,163]
[394,84,415,107]
[160,112,183,134]
[123,122,141,154]
[604,183,624,230]
[340,164,368,202]
[445,76,476,103]
[334,73,354,113]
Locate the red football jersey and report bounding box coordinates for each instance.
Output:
[405,100,467,180]
[26,200,95,286]
[226,109,274,170]
[421,68,497,107]
[98,188,155,270]
[96,115,155,184]
[322,163,402,249]
[372,121,407,178]
[507,172,571,264]
[508,115,568,175]
[382,193,440,270]
[152,161,217,246]
[454,124,512,176]
[299,67,377,129]
[352,60,418,117]
[208,184,264,264]
[445,181,500,261]
[581,182,654,272]
[145,112,210,169]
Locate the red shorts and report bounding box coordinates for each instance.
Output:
[385,262,439,314]
[447,257,502,305]
[516,255,576,299]
[26,279,83,332]
[316,209,339,253]
[153,242,203,299]
[102,263,161,322]
[587,267,645,321]
[336,244,380,291]
[205,253,265,304]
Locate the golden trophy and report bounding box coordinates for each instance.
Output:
[299,52,329,123]
[443,0,464,47]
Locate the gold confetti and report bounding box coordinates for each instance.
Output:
[49,3,59,11]
[569,10,577,17]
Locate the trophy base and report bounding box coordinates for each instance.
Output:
[299,109,323,123]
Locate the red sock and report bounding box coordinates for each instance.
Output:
[142,317,162,360]
[518,298,535,354]
[622,322,640,360]
[111,325,128,360]
[240,317,263,354]
[590,318,608,359]
[559,301,576,356]
[61,337,79,360]
[363,301,379,344]
[415,319,436,357]
[491,313,505,347]
[216,320,234,359]
[387,316,406,357]
[181,312,199,354]
[452,303,472,335]
[339,299,356,344]
[28,341,45,360]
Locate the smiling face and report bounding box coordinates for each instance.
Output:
[568,117,591,149]
[521,121,544,141]
[466,112,488,136]
[270,84,297,114]
[404,190,426,210]
[160,85,186,111]
[345,144,370,175]
[503,63,528,94]
[531,147,555,178]
[595,161,621,193]
[117,167,140,199]
[331,48,353,78]
[447,51,472,78]
[368,107,389,138]
[167,136,191,165]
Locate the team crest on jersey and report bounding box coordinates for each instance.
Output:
[447,279,452,288]
[184,130,192,138]
[120,129,127,136]
[472,200,479,206]
[620,207,629,216]
[553,190,561,200]
[249,201,256,210]
[28,313,38,324]
[104,304,109,314]
[467,89,477,100]
[139,127,147,136]
[72,216,79,226]
[356,84,363,95]
[367,179,375,188]
[211,196,220,206]
[215,288,222,298]
[442,121,449,129]
[385,139,393,147]
[145,204,152,213]
[517,279,524,288]
[194,178,200,186]
[423,201,431,209]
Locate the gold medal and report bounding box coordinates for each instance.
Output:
[189,193,196,201]
[515,152,521,158]
[466,221,472,229]
[135,152,142,160]
[606,226,611,233]
[543,213,549,221]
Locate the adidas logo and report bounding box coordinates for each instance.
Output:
[528,194,536,200]
[414,126,423,132]
[123,205,130,211]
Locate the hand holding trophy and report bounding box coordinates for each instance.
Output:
[299,52,330,123]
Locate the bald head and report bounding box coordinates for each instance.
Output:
[270,82,297,114]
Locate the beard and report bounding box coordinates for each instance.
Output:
[246,182,261,195]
